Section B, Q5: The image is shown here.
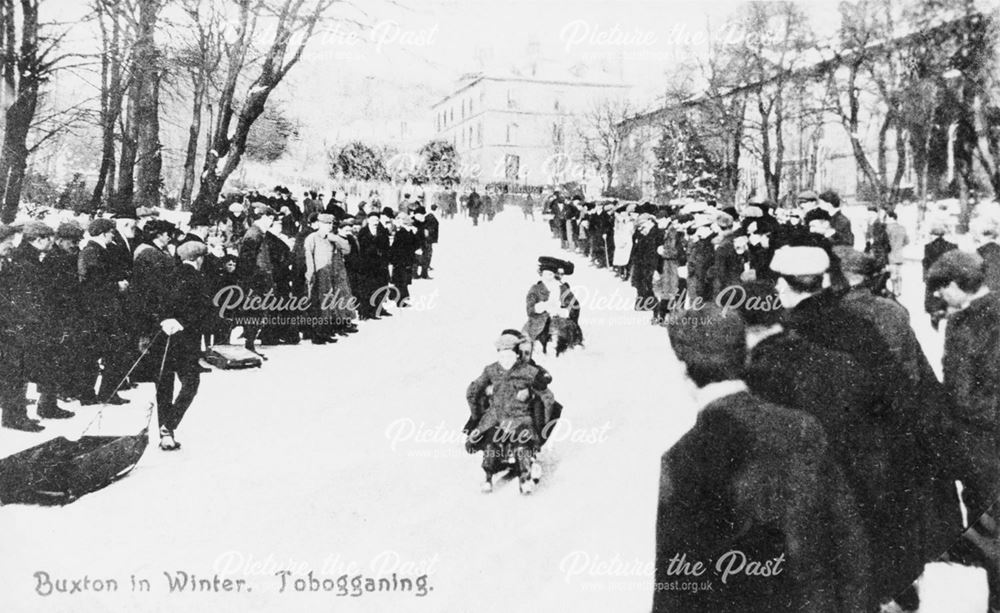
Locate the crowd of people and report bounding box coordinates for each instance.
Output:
[0,185,442,453]
[536,186,1000,611]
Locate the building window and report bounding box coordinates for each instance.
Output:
[450,108,453,122]
[507,88,516,109]
[554,99,560,111]
[506,123,518,144]
[469,98,474,115]
[461,99,465,119]
[552,123,563,145]
[477,122,482,146]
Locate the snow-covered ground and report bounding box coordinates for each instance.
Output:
[0,209,989,612]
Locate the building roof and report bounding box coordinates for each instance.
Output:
[431,72,630,110]
[620,10,987,131]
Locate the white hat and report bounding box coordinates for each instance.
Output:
[770,246,830,276]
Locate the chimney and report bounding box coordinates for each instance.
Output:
[527,40,540,77]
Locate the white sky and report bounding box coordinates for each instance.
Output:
[34,0,862,152]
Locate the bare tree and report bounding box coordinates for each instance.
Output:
[132,0,161,209]
[0,0,83,222]
[730,2,814,202]
[89,0,136,210]
[575,97,633,194]
[191,0,339,215]
[173,0,221,209]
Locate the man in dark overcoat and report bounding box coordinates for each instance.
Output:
[630,213,663,311]
[78,218,130,405]
[3,223,75,428]
[236,204,278,350]
[355,211,391,319]
[47,221,87,403]
[922,221,957,327]
[387,214,420,307]
[770,244,938,604]
[655,306,873,612]
[929,250,1000,610]
[136,240,213,451]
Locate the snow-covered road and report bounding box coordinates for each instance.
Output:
[0,209,988,612]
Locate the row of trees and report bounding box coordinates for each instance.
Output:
[0,0,340,223]
[622,0,1000,210]
[330,138,460,184]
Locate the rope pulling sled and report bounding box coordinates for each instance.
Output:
[0,332,171,506]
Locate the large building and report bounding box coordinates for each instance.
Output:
[430,71,630,189]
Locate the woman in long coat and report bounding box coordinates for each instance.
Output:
[612,206,635,275]
[522,257,583,356]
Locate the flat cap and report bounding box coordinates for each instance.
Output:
[667,305,746,367]
[797,190,818,201]
[0,223,18,242]
[251,203,278,217]
[22,221,54,239]
[177,241,208,261]
[770,245,830,276]
[88,218,115,236]
[135,206,160,218]
[833,246,878,277]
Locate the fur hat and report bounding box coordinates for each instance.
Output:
[56,220,85,240]
[927,250,985,292]
[538,256,573,275]
[667,305,746,373]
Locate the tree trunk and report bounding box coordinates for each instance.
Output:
[90,1,125,211]
[133,0,161,210]
[0,0,40,224]
[179,72,205,208]
[116,80,138,211]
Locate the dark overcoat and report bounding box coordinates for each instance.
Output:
[943,292,1000,517]
[653,390,873,613]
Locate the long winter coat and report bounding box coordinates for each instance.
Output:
[711,234,743,296]
[630,226,664,285]
[78,239,125,340]
[522,280,582,351]
[387,228,420,287]
[612,214,634,267]
[653,389,873,613]
[977,242,1000,294]
[465,360,551,447]
[304,230,356,323]
[0,243,62,386]
[782,289,953,596]
[236,226,275,295]
[943,292,1000,518]
[746,329,959,603]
